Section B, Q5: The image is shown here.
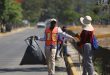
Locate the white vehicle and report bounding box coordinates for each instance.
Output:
[22,20,30,26]
[36,22,46,28]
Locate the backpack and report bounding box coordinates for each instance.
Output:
[92,35,99,50]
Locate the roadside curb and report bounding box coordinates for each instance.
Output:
[63,41,81,75]
[64,42,99,75]
[0,27,30,37]
[64,55,79,75]
[55,58,67,75]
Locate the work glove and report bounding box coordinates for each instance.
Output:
[75,33,79,37]
[34,36,39,40]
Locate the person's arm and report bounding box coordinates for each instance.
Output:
[75,33,80,39]
[58,27,74,40]
[36,33,46,41]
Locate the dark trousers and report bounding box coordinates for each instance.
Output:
[82,43,94,75]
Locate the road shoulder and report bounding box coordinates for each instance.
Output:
[0,27,30,37]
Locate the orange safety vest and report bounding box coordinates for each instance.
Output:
[45,27,58,46]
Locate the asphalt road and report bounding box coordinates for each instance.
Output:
[0,27,48,75]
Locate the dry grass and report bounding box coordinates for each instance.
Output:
[66,25,110,47]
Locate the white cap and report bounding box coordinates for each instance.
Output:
[50,18,57,22]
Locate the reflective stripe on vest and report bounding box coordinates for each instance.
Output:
[45,27,58,46]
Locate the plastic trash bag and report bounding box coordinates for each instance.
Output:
[20,36,46,65]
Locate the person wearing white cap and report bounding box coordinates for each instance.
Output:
[77,16,95,75]
[36,18,74,75]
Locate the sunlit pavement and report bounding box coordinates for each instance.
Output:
[0,27,67,75]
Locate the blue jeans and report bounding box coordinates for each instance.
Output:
[56,43,68,57]
[82,43,94,75]
[55,43,63,58]
[63,44,67,55]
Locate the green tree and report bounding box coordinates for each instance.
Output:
[2,0,23,23]
[42,0,80,24]
[22,0,44,23]
[0,0,5,21]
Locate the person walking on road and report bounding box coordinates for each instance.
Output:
[36,18,74,75]
[77,16,95,75]
[61,26,71,56]
[55,26,70,59]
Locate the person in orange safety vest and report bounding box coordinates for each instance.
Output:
[36,18,74,75]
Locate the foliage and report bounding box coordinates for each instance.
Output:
[0,0,5,20]
[22,0,44,23]
[1,0,22,24]
[0,0,110,25]
[41,0,81,24]
[94,58,103,75]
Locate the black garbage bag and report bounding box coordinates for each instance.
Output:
[20,36,47,65]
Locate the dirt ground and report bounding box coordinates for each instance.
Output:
[94,25,110,34]
[68,25,110,48]
[94,25,110,48]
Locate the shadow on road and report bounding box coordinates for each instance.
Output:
[0,66,66,73]
[0,67,47,73]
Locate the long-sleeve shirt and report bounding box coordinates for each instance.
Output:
[78,30,93,47]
